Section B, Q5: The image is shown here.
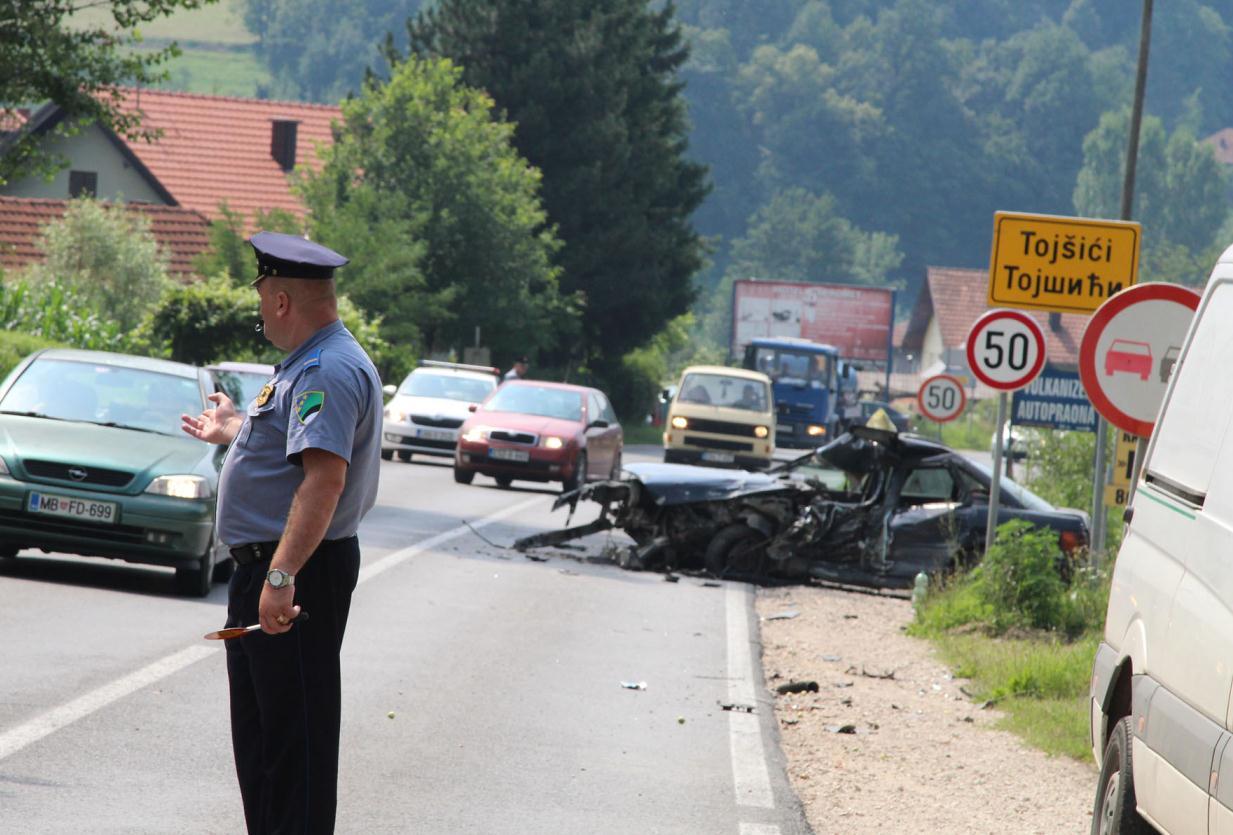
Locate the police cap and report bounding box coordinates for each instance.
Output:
[249,231,348,281]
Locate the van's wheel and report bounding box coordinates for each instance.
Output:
[1091,716,1151,835]
[175,539,214,597]
[381,449,394,461]
[454,467,475,485]
[705,524,769,580]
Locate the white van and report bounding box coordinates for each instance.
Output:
[1089,260,1233,833]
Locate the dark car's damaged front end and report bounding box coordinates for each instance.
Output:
[515,426,1089,590]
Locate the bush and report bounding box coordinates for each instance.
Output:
[0,330,62,383]
[0,280,129,352]
[974,519,1067,632]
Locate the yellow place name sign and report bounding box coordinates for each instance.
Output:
[988,212,1141,314]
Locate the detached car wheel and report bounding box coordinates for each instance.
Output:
[705,524,768,580]
[454,467,475,485]
[1091,716,1151,835]
[175,540,214,598]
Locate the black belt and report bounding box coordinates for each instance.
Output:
[229,541,279,565]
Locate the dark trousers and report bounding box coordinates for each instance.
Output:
[225,537,361,835]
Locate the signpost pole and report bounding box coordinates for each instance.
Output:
[985,391,1008,555]
[1091,0,1153,564]
[1090,419,1108,560]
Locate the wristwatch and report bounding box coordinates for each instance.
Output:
[266,568,295,589]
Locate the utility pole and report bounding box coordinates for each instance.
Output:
[1093,0,1153,559]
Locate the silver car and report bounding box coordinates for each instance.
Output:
[382,361,500,462]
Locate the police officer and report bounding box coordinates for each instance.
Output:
[181,231,382,834]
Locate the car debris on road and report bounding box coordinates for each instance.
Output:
[514,425,1089,590]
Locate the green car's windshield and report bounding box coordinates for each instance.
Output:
[1,358,203,436]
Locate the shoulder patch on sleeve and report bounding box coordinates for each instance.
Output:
[295,390,325,425]
[303,349,322,371]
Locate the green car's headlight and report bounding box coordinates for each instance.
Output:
[145,475,212,499]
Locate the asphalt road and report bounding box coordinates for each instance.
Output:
[0,446,810,835]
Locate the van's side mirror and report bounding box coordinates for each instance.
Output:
[382,384,396,397]
[660,388,671,402]
[468,403,478,412]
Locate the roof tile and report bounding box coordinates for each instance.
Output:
[0,196,211,280]
[115,88,341,223]
[910,266,1088,370]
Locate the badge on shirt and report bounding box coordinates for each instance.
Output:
[294,390,325,425]
[256,382,275,407]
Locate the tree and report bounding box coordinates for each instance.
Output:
[0,0,208,184]
[193,204,304,283]
[402,0,710,380]
[239,0,424,102]
[727,187,902,286]
[1073,108,1229,284]
[22,198,170,332]
[297,56,573,361]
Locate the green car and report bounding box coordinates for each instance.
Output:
[0,349,228,596]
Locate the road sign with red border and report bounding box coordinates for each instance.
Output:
[917,374,967,423]
[965,309,1047,391]
[1078,283,1201,437]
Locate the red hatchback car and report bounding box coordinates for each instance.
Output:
[454,380,623,491]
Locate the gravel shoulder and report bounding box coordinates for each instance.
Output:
[755,583,1097,834]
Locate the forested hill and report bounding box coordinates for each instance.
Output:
[219,0,1233,310]
[673,0,1233,302]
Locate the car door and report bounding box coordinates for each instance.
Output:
[598,392,623,470]
[885,462,964,580]
[585,392,613,477]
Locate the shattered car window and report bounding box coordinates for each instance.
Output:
[677,373,769,411]
[900,467,956,502]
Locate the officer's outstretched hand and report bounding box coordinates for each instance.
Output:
[181,391,240,446]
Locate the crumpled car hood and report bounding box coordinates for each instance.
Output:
[624,462,790,506]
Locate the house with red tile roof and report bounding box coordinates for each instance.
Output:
[0,196,211,281]
[0,88,340,224]
[900,267,1089,384]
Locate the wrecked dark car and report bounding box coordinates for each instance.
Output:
[514,426,1090,589]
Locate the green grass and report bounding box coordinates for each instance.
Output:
[910,577,1102,760]
[151,46,271,98]
[928,630,1098,759]
[622,423,664,446]
[73,0,255,45]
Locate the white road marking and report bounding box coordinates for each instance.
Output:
[0,495,547,763]
[739,824,782,835]
[0,645,215,761]
[727,583,775,809]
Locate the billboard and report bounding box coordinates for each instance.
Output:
[1009,365,1098,432]
[731,279,895,361]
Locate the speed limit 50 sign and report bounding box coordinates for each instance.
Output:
[965,309,1047,391]
[917,374,967,423]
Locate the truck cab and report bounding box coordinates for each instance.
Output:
[742,337,853,448]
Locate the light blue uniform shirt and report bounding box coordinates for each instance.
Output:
[217,320,382,546]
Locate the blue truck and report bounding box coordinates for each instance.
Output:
[741,337,857,449]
